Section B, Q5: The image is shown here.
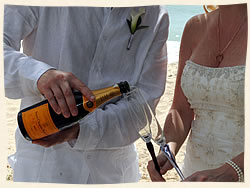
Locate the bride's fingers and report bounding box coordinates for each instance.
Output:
[160,160,173,174]
[147,160,166,181]
[147,153,170,181]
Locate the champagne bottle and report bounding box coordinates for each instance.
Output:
[17,81,130,141]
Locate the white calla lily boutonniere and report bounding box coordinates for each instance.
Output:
[127,8,149,50]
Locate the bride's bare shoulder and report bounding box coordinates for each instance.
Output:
[183,13,207,35]
[181,11,215,47]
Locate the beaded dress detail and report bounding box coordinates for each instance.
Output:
[180,60,245,177]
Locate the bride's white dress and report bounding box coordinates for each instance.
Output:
[180,60,245,177]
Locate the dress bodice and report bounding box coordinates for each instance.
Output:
[180,60,245,177]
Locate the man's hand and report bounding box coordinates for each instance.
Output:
[147,152,173,181]
[32,123,80,147]
[37,69,95,118]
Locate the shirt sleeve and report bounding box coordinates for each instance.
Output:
[72,8,169,151]
[4,5,55,99]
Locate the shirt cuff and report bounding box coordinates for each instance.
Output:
[20,57,56,96]
[71,114,100,151]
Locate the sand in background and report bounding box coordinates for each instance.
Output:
[5,63,186,182]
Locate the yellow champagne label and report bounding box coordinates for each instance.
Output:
[22,103,59,140]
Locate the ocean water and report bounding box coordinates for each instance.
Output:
[164,5,205,63]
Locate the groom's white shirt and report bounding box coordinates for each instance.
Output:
[4,5,169,183]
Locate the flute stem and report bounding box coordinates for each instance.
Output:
[146,142,161,175]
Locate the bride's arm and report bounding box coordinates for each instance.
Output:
[183,152,244,182]
[147,15,200,182]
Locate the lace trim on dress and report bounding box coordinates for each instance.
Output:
[183,60,245,81]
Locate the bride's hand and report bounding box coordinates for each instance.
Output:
[147,152,174,181]
[183,164,238,182]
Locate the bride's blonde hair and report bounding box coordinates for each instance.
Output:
[203,5,219,13]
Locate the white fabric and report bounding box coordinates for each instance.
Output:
[180,60,244,177]
[4,6,169,183]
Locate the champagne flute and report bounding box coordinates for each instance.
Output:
[124,87,185,181]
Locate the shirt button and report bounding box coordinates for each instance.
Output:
[87,154,91,159]
[103,35,107,41]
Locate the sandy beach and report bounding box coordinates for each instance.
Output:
[5,62,186,182]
